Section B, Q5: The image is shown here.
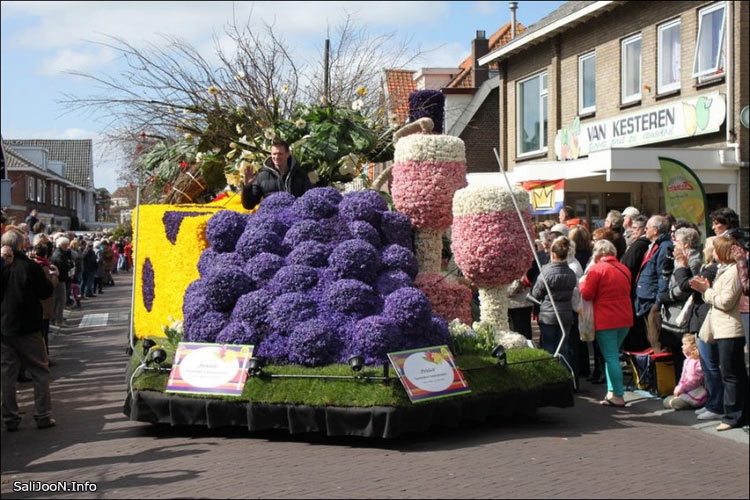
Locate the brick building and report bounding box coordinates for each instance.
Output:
[475,0,748,229]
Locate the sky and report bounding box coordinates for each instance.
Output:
[1,1,565,193]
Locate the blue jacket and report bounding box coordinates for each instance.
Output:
[635,233,673,316]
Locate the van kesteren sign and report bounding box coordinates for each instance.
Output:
[554,91,725,161]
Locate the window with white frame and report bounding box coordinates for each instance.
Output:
[517,71,548,155]
[658,19,681,93]
[37,179,45,203]
[579,52,596,114]
[621,34,642,104]
[692,2,725,78]
[26,177,35,201]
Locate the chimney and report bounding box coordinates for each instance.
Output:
[472,30,490,88]
[510,1,518,38]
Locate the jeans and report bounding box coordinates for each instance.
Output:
[697,336,723,414]
[596,327,629,397]
[717,337,749,427]
[82,270,96,297]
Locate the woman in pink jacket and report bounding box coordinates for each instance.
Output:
[579,239,633,407]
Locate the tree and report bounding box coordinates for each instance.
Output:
[60,13,422,204]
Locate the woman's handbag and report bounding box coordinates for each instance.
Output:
[660,294,695,335]
[578,299,595,342]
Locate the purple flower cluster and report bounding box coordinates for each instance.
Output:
[379,211,414,251]
[183,186,451,367]
[408,90,445,133]
[203,267,253,312]
[206,210,247,253]
[267,265,319,294]
[286,240,331,268]
[141,258,155,312]
[287,318,342,366]
[324,279,380,318]
[380,244,419,279]
[328,239,381,283]
[198,248,246,276]
[183,311,229,343]
[291,188,338,220]
[338,190,387,225]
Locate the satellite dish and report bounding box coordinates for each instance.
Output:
[741,106,750,129]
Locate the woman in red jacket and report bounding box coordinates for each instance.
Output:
[580,239,633,407]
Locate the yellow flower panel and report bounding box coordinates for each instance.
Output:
[132,195,253,339]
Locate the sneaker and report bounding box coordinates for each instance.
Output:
[36,418,56,429]
[696,410,723,420]
[694,407,708,415]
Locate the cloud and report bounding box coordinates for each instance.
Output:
[39,46,118,76]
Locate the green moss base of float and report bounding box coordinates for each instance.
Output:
[124,343,574,438]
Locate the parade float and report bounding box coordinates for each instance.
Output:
[123,91,574,439]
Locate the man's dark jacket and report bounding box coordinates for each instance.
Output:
[1,251,54,336]
[241,155,312,209]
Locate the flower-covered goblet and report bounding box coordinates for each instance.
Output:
[451,185,533,343]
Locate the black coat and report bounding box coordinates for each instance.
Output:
[241,156,312,209]
[1,251,55,336]
[671,262,718,334]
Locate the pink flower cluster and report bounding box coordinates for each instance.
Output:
[451,210,533,286]
[414,272,473,326]
[391,160,466,230]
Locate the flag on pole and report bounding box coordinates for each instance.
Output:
[521,179,564,215]
[658,157,709,238]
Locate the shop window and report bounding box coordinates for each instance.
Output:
[692,2,725,79]
[517,71,548,156]
[579,52,596,114]
[621,34,641,105]
[658,19,681,93]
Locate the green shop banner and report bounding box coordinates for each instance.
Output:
[658,156,709,238]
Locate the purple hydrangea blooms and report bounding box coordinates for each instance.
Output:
[380,211,414,251]
[267,265,319,294]
[383,287,432,330]
[380,244,419,279]
[328,239,381,283]
[287,318,343,366]
[206,210,247,253]
[183,188,452,368]
[244,253,285,288]
[292,188,339,220]
[286,240,331,268]
[349,315,403,365]
[183,311,229,343]
[323,279,380,318]
[348,220,382,248]
[203,267,254,312]
[215,321,263,346]
[198,249,246,277]
[374,269,414,297]
[268,292,318,336]
[338,190,387,225]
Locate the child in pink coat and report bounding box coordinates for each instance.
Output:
[663,334,707,410]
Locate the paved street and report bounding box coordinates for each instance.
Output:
[1,271,748,499]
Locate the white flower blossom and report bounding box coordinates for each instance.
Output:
[351,99,364,111]
[264,128,276,140]
[236,71,246,80]
[295,118,306,129]
[183,133,193,142]
[280,84,290,94]
[236,123,243,134]
[240,149,254,160]
[266,96,275,105]
[207,85,220,95]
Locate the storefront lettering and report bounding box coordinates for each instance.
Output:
[612,108,674,137]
